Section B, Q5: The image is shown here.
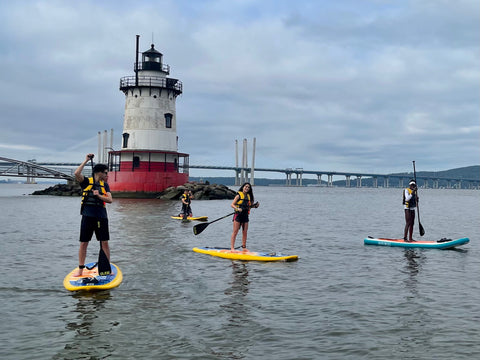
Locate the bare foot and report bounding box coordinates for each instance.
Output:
[72,269,84,277]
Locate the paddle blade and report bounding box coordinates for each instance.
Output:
[419,223,425,237]
[98,246,111,276]
[193,223,209,235]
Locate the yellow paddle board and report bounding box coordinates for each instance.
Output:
[171,216,208,221]
[63,262,123,291]
[193,247,298,262]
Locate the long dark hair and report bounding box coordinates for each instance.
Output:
[238,182,254,203]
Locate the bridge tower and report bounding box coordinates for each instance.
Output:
[108,35,189,197]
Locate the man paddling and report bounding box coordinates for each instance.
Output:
[403,180,418,242]
[73,154,113,277]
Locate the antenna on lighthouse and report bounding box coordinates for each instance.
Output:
[135,35,140,86]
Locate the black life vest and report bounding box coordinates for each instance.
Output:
[402,188,416,208]
[237,191,251,213]
[81,177,106,210]
[181,193,191,205]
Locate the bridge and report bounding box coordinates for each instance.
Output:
[0,157,76,183]
[0,157,478,189]
[186,165,479,189]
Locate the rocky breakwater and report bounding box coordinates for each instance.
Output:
[31,182,236,200]
[31,183,82,196]
[157,183,236,200]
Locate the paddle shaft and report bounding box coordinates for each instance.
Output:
[193,212,235,235]
[208,212,235,225]
[193,201,259,235]
[412,161,425,236]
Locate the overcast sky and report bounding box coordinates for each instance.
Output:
[0,0,478,178]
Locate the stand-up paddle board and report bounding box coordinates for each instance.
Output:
[63,262,123,291]
[364,237,469,249]
[171,216,208,221]
[193,247,298,262]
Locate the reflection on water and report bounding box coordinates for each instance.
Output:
[403,249,426,295]
[209,262,251,359]
[53,291,115,360]
[224,262,250,296]
[395,249,432,355]
[404,249,423,275]
[223,262,250,325]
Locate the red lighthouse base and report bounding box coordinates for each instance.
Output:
[107,150,189,198]
[108,171,188,198]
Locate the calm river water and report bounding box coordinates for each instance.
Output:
[0,183,479,359]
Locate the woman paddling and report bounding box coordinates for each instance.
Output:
[403,179,418,242]
[230,182,259,251]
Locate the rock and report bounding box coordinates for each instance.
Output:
[32,183,82,196]
[161,188,183,200]
[157,182,236,200]
[31,181,237,200]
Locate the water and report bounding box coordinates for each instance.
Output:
[1,183,479,359]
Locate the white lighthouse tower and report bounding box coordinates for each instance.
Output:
[108,35,189,197]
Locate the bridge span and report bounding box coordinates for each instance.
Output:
[0,157,75,183]
[185,165,479,189]
[0,157,478,189]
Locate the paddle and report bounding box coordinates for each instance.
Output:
[97,242,111,276]
[89,156,112,275]
[412,160,425,237]
[193,212,235,235]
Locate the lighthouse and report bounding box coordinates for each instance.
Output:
[108,35,189,197]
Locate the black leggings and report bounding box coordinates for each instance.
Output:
[404,209,415,240]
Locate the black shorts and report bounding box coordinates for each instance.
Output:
[233,211,249,224]
[80,216,110,242]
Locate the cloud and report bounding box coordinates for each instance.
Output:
[0,143,41,151]
[0,0,478,176]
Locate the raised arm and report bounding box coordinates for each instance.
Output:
[75,154,94,183]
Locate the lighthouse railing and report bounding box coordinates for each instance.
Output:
[119,76,182,93]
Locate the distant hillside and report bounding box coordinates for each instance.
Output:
[390,165,480,180]
[189,165,479,188]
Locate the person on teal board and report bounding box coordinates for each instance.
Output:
[403,179,418,242]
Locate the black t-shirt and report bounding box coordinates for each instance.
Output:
[80,177,110,218]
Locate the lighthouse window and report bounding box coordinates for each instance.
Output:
[122,133,129,148]
[133,156,140,168]
[165,113,172,128]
